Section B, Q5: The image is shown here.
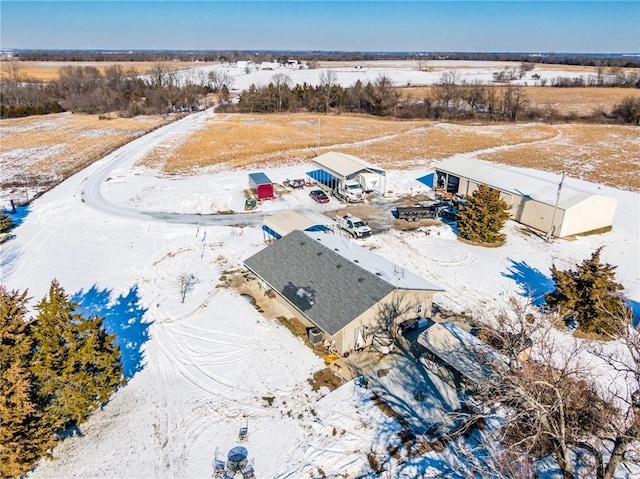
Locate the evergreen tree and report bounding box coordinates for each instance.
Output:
[545,247,629,336]
[456,184,510,244]
[0,212,12,234]
[31,280,124,434]
[0,287,52,478]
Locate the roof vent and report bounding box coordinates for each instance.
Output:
[334,248,339,251]
[336,264,343,269]
[353,259,359,263]
[358,277,365,283]
[375,272,382,276]
[317,252,323,256]
[300,241,306,246]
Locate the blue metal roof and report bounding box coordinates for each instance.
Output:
[248,172,272,185]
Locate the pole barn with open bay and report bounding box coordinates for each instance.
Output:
[433,158,617,238]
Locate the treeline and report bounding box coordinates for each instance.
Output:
[12,49,640,68]
[234,72,640,124]
[0,281,124,477]
[1,63,212,118]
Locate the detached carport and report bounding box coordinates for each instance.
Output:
[262,209,333,243]
[309,151,386,194]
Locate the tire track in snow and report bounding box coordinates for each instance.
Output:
[80,109,269,227]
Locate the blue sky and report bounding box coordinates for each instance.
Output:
[1,1,638,53]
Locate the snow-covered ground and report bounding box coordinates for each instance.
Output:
[181,59,603,91]
[2,106,639,478]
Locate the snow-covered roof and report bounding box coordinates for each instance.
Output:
[312,152,386,181]
[263,209,332,238]
[418,322,506,385]
[305,231,443,292]
[435,158,595,210]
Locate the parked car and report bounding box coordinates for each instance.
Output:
[309,189,329,204]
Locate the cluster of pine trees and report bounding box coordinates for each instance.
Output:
[453,184,630,336]
[0,280,124,477]
[236,74,400,116]
[234,72,639,124]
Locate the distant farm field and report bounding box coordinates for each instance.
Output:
[0,60,204,81]
[0,112,171,190]
[397,86,640,117]
[142,113,640,190]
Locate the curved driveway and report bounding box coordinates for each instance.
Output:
[81,109,268,226]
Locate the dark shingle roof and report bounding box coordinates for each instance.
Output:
[244,230,395,335]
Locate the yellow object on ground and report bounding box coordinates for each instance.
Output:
[324,354,340,365]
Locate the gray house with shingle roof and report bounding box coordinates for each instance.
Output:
[244,230,443,355]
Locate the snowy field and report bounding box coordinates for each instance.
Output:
[2,105,639,477]
[180,59,604,91]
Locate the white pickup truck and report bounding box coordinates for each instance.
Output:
[335,213,372,238]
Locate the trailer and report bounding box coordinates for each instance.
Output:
[248,172,276,201]
[395,201,452,221]
[395,205,437,221]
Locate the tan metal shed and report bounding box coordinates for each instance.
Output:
[433,158,617,237]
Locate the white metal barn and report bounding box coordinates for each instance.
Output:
[311,152,387,194]
[433,158,617,238]
[262,209,333,243]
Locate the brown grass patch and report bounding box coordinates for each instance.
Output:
[0,60,204,82]
[275,315,308,337]
[308,368,345,392]
[523,87,640,116]
[140,113,426,173]
[142,113,558,173]
[0,112,171,185]
[479,124,640,190]
[398,86,640,117]
[342,122,558,167]
[143,112,638,190]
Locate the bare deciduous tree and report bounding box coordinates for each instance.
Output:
[587,312,640,479]
[417,59,430,72]
[178,273,199,303]
[460,301,639,479]
[271,73,292,112]
[208,70,235,92]
[318,70,338,113]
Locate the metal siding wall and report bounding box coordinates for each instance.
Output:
[560,196,617,237]
[518,200,563,234]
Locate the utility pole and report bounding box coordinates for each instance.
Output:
[546,171,565,242]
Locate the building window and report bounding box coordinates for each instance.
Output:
[416,303,423,315]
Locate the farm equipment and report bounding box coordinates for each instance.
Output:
[283,178,307,189]
[244,196,257,210]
